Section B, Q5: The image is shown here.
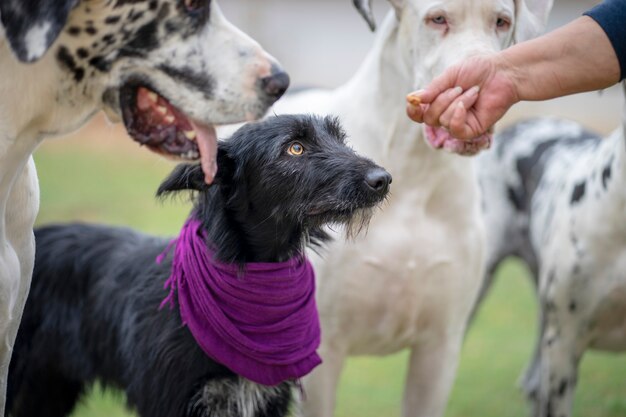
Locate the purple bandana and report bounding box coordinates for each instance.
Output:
[157,218,322,386]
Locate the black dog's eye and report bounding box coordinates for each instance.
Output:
[184,0,205,13]
[288,142,304,156]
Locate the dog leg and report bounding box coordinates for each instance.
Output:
[402,334,463,417]
[299,346,346,417]
[521,305,546,401]
[532,317,581,417]
[8,370,84,417]
[0,158,39,417]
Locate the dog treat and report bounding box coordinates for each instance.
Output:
[406,94,422,106]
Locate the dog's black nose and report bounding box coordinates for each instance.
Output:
[364,168,392,193]
[260,71,290,99]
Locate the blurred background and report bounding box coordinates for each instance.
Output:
[34,0,625,416]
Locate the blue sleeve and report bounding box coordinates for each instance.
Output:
[584,0,626,81]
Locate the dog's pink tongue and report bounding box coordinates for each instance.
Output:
[190,120,218,184]
[425,126,492,156]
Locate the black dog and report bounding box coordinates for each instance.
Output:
[7,114,391,417]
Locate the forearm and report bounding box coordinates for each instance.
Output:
[499,16,621,102]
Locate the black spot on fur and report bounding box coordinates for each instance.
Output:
[114,0,147,7]
[157,65,215,99]
[56,46,85,82]
[102,34,117,45]
[164,19,183,34]
[569,301,577,312]
[85,26,98,35]
[507,185,524,212]
[602,164,612,190]
[76,48,89,59]
[67,26,82,36]
[570,181,586,204]
[104,15,122,25]
[129,10,145,22]
[558,379,568,396]
[88,55,111,72]
[74,68,85,82]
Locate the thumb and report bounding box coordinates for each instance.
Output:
[407,67,459,105]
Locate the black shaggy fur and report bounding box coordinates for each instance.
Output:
[7,114,390,417]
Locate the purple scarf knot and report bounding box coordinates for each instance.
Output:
[157,218,322,386]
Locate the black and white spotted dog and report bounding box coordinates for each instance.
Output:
[0,0,291,413]
[7,115,391,417]
[477,90,626,417]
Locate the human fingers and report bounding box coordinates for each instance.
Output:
[421,87,464,127]
[448,101,484,141]
[439,86,480,129]
[406,102,428,123]
[407,63,462,105]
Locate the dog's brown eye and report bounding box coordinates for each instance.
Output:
[288,142,304,156]
[184,0,205,12]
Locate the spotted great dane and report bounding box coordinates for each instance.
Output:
[268,0,553,416]
[0,0,291,413]
[477,86,626,417]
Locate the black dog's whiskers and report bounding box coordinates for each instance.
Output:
[343,207,376,240]
[8,114,390,417]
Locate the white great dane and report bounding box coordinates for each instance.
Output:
[271,0,553,416]
[0,0,291,414]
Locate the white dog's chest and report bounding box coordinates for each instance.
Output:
[312,188,483,354]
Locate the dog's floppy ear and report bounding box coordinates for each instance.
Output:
[0,0,79,62]
[353,0,376,31]
[353,0,404,32]
[513,0,554,43]
[157,147,235,197]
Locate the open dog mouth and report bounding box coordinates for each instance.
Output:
[120,84,218,180]
[424,126,492,156]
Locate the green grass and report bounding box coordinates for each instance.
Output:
[33,136,626,417]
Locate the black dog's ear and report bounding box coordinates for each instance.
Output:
[0,0,79,62]
[353,0,376,31]
[156,147,235,197]
[156,163,207,197]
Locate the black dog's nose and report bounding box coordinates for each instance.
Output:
[365,168,392,192]
[260,71,290,99]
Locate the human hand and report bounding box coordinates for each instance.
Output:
[406,53,519,144]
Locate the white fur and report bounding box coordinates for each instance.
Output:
[269,1,553,416]
[23,22,51,62]
[0,1,281,414]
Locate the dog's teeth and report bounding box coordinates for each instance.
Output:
[156,106,168,115]
[184,150,197,159]
[148,92,158,103]
[184,130,197,141]
[164,115,175,124]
